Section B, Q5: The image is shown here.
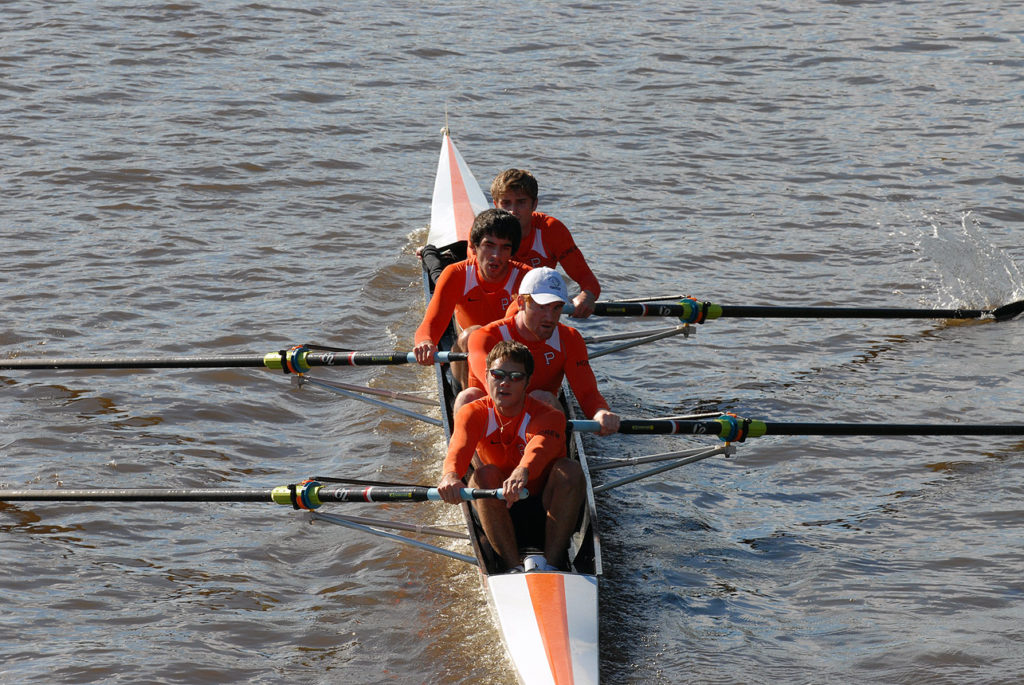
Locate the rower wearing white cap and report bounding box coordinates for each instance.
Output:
[457,266,620,437]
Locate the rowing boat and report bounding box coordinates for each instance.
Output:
[3,130,1023,685]
[422,128,601,684]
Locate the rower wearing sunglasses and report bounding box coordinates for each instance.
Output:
[459,266,621,436]
[437,340,584,573]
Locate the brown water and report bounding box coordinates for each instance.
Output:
[2,2,1023,683]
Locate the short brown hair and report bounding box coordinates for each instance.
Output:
[490,169,538,202]
[486,340,534,377]
[469,208,521,253]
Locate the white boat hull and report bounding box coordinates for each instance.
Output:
[486,572,600,685]
[425,130,602,683]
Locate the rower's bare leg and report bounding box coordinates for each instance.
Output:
[529,389,561,413]
[453,387,486,415]
[469,464,520,570]
[451,325,480,390]
[542,458,586,570]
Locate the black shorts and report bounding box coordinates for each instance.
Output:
[509,493,546,551]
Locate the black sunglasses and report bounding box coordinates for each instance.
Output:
[487,368,528,382]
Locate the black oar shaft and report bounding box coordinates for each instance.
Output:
[0,356,269,370]
[0,485,507,504]
[0,488,272,501]
[716,306,989,319]
[571,418,1024,439]
[0,350,467,371]
[590,302,995,320]
[760,422,1024,437]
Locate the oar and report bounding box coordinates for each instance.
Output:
[565,297,1024,323]
[0,483,520,507]
[571,417,1024,441]
[0,347,468,372]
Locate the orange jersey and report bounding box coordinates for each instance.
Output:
[414,258,531,345]
[515,212,600,298]
[443,395,566,493]
[467,316,610,420]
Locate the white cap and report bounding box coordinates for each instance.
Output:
[518,267,568,305]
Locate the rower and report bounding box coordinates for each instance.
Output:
[459,266,621,436]
[490,169,601,318]
[413,209,531,386]
[437,340,585,572]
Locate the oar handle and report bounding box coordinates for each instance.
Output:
[288,350,466,368]
[296,485,519,504]
[570,419,732,437]
[564,301,713,320]
[589,301,717,320]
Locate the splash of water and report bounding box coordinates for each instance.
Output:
[913,211,1024,309]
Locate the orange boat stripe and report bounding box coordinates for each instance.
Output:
[527,574,573,684]
[445,136,474,243]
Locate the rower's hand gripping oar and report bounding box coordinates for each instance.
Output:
[571,416,1024,440]
[0,482,526,505]
[565,296,1024,323]
[0,345,468,371]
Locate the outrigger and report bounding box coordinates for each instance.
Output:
[3,130,1024,685]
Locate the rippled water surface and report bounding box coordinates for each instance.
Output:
[2,2,1023,683]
